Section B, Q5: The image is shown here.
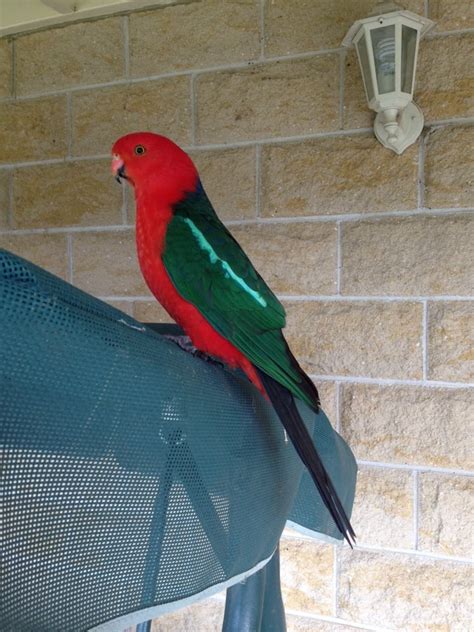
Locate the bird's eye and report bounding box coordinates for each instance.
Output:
[134,144,146,156]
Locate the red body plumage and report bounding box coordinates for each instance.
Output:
[121,136,265,395]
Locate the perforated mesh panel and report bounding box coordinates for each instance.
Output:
[0,249,356,631]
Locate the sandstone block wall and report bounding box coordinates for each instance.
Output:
[1,2,472,630]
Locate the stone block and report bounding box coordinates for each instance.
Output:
[429,0,474,32]
[72,79,191,156]
[340,383,474,469]
[130,1,259,76]
[416,34,473,122]
[12,160,123,228]
[196,56,339,144]
[419,472,474,558]
[350,467,414,549]
[341,215,474,296]
[190,147,257,221]
[0,39,12,98]
[284,301,423,379]
[338,548,473,629]
[15,18,124,95]
[428,301,474,382]
[280,538,334,616]
[424,126,474,209]
[0,97,67,164]
[261,136,418,217]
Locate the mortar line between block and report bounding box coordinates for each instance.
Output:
[67,234,73,283]
[424,0,429,17]
[0,224,134,235]
[66,92,73,158]
[0,156,108,170]
[352,543,472,564]
[356,460,474,477]
[283,523,474,563]
[427,27,474,38]
[308,374,474,389]
[121,182,128,225]
[333,544,339,617]
[255,144,262,219]
[10,38,16,98]
[422,300,429,380]
[7,170,14,229]
[258,0,265,60]
[98,295,152,302]
[336,221,342,295]
[413,470,420,549]
[417,130,426,209]
[225,207,474,224]
[190,127,374,150]
[427,116,474,128]
[122,15,130,79]
[335,382,341,432]
[276,294,474,302]
[190,74,197,146]
[338,49,346,129]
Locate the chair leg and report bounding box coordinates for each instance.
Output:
[222,563,266,632]
[261,547,286,632]
[222,546,286,632]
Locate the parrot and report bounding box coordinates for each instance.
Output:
[111,132,355,546]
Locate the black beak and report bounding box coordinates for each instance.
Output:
[115,164,128,184]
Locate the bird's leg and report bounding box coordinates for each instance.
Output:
[162,334,225,368]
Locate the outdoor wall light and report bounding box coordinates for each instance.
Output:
[342,1,434,154]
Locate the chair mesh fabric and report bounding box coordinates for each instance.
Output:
[0,249,356,632]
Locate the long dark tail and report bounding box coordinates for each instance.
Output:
[256,368,356,547]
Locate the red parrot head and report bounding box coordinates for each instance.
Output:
[111,132,198,200]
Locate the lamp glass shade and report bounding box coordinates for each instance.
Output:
[401,24,419,94]
[355,33,375,102]
[370,24,396,94]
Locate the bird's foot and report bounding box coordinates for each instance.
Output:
[193,349,225,368]
[163,335,225,367]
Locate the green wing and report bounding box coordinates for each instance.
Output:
[163,184,314,408]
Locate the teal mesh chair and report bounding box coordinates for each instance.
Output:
[0,249,356,631]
